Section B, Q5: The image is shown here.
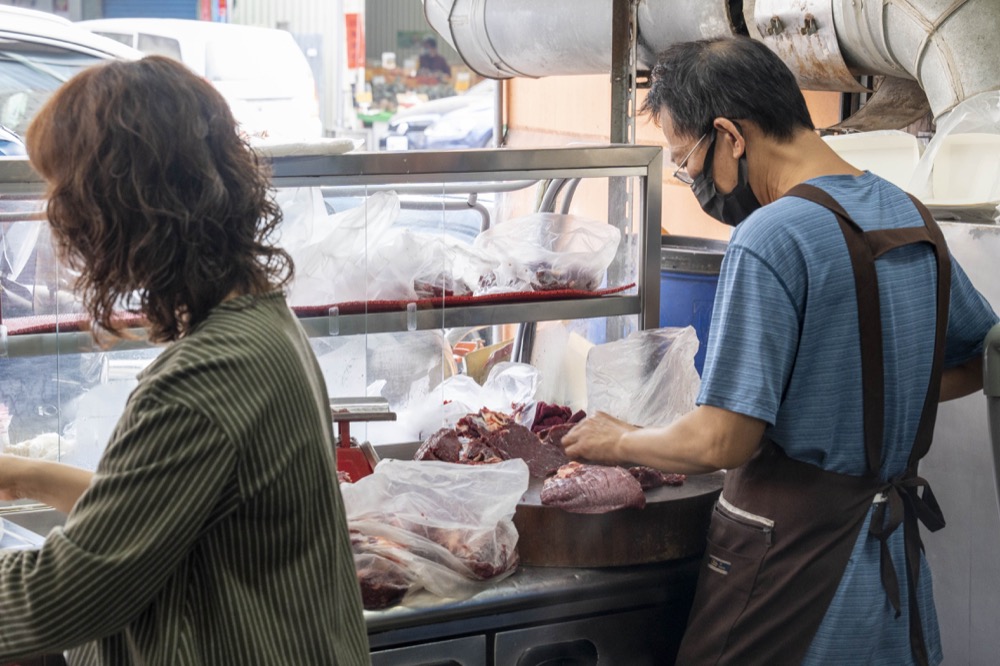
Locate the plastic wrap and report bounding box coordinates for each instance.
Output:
[586,326,701,427]
[341,458,530,609]
[402,361,539,441]
[473,213,621,293]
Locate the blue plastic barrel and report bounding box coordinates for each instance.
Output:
[659,236,728,375]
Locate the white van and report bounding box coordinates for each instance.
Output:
[77,18,322,141]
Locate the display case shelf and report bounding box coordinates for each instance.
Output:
[0,145,662,353]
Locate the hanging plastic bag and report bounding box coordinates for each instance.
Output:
[908,91,1000,223]
[341,458,530,610]
[586,326,701,427]
[473,213,621,293]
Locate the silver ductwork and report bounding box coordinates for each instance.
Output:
[424,0,1000,122]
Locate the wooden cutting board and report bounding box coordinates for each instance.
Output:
[513,471,724,567]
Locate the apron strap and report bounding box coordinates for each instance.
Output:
[784,183,950,666]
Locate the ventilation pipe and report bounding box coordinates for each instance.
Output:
[424,0,1000,123]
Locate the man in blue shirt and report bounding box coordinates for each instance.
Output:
[563,37,997,665]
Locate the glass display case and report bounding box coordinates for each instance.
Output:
[0,145,662,522]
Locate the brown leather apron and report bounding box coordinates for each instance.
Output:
[676,184,950,666]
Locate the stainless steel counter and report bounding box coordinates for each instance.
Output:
[367,557,700,665]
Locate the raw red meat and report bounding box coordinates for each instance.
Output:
[414,427,464,463]
[414,411,568,478]
[530,401,586,433]
[627,466,686,490]
[457,407,511,438]
[484,423,569,478]
[540,461,646,514]
[459,438,505,464]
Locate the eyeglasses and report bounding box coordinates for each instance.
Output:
[672,133,709,185]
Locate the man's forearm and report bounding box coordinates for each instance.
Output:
[616,406,767,474]
[940,356,984,402]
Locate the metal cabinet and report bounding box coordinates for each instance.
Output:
[370,635,485,666]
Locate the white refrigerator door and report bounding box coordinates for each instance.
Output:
[923,221,1000,665]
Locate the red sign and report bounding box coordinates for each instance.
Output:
[346,13,365,69]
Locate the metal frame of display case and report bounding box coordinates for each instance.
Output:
[0,145,662,354]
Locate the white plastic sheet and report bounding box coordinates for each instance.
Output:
[586,326,701,427]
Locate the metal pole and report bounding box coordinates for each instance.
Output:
[607,0,640,342]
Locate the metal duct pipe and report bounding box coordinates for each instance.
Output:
[832,0,1000,119]
[422,0,737,78]
[425,0,1000,124]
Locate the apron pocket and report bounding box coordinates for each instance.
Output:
[679,503,772,664]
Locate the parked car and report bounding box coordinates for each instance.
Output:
[0,125,26,156]
[422,94,494,149]
[77,18,323,141]
[0,6,141,137]
[380,80,494,151]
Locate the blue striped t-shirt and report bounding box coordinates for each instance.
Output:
[697,171,998,665]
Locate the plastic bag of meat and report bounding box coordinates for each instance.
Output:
[341,458,530,610]
[473,213,621,294]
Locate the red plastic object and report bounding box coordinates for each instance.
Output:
[334,421,374,481]
[336,447,373,482]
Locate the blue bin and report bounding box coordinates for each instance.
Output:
[659,236,728,375]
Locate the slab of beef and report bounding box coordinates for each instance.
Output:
[484,422,569,478]
[459,438,505,464]
[530,401,586,433]
[541,461,646,514]
[414,427,464,463]
[456,407,511,439]
[628,465,686,490]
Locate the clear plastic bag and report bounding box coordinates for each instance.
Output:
[280,189,429,305]
[473,213,622,293]
[402,361,539,441]
[586,326,701,427]
[341,458,530,609]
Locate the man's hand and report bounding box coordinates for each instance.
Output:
[561,412,638,465]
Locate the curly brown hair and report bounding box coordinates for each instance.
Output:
[24,55,293,343]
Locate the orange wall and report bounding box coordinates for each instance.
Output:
[506,77,842,240]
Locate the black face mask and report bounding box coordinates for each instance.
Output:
[691,129,761,227]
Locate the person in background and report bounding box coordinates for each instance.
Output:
[562,37,997,666]
[418,37,451,78]
[0,56,370,665]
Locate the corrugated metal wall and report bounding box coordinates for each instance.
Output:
[365,0,452,67]
[229,0,345,132]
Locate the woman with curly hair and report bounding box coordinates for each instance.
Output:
[0,56,370,665]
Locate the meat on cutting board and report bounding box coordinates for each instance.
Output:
[414,408,569,478]
[484,422,569,478]
[414,427,465,463]
[540,461,646,514]
[628,465,686,490]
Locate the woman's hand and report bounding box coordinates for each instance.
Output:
[0,455,92,514]
[561,411,638,465]
[0,454,30,501]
